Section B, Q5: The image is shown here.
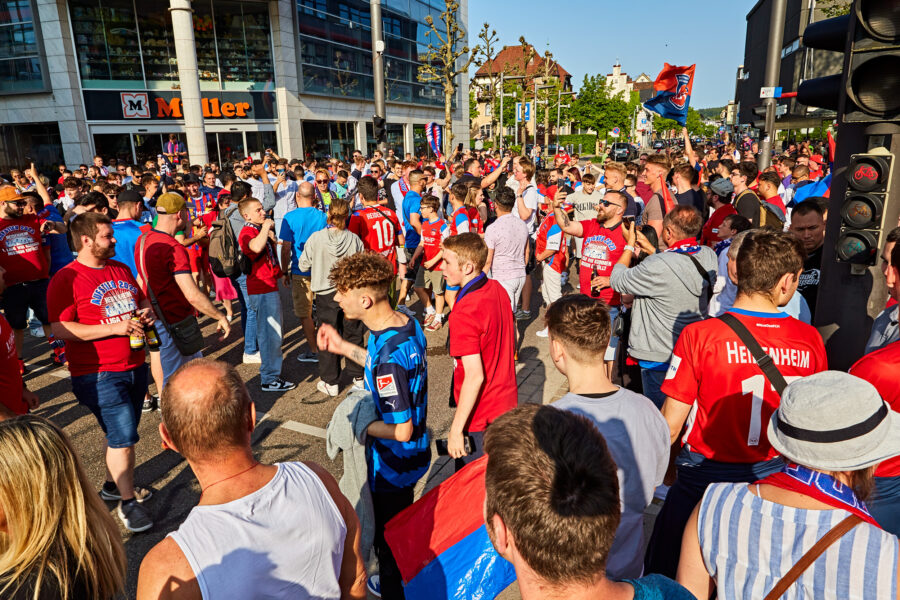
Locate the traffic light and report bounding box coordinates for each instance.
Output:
[835,149,894,265]
[797,1,900,122]
[373,116,386,144]
[752,105,767,130]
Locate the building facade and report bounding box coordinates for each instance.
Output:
[734,0,841,130]
[0,0,469,171]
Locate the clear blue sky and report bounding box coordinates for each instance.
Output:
[468,0,757,109]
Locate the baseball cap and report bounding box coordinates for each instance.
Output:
[809,154,824,166]
[0,186,26,203]
[117,189,142,205]
[182,174,201,184]
[768,371,900,471]
[709,178,734,197]
[155,192,187,214]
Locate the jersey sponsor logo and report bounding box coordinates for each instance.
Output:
[725,341,811,369]
[666,354,681,380]
[799,268,820,288]
[376,373,399,398]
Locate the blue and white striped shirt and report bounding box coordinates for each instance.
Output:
[698,482,898,599]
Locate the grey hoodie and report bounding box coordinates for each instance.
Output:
[297,227,364,294]
[610,244,717,363]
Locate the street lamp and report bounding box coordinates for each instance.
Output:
[497,73,524,150]
[557,89,575,152]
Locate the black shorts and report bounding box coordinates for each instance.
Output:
[1,279,50,329]
[403,250,422,283]
[525,237,537,275]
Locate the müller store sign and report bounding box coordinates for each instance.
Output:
[82,90,277,121]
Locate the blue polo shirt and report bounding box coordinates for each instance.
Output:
[278,206,327,276]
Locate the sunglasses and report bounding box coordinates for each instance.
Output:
[316,179,328,184]
[5,200,27,207]
[598,200,621,208]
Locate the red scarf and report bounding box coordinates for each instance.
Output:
[757,463,880,527]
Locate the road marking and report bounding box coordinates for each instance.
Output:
[281,420,327,439]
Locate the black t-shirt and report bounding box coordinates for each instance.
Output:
[10,569,92,600]
[734,189,761,227]
[798,244,823,318]
[675,189,706,218]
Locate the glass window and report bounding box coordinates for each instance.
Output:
[0,0,45,93]
[133,134,163,166]
[93,133,133,163]
[69,0,141,87]
[217,132,245,164]
[216,1,275,90]
[386,124,404,154]
[302,121,330,159]
[329,122,355,160]
[246,130,277,159]
[413,123,431,158]
[193,1,219,88]
[205,133,220,165]
[138,6,178,87]
[0,122,62,172]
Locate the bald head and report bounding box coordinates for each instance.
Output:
[161,359,253,460]
[297,181,315,207]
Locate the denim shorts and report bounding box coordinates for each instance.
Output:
[71,364,148,448]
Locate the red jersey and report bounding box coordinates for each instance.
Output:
[348,205,401,273]
[239,225,281,294]
[662,309,827,463]
[578,219,625,305]
[135,230,195,323]
[47,260,147,377]
[448,275,517,432]
[420,218,448,270]
[0,313,25,415]
[849,341,900,477]
[449,206,481,236]
[0,214,49,286]
[535,214,567,274]
[701,204,738,247]
[554,151,571,165]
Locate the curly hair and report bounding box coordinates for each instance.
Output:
[329,251,394,299]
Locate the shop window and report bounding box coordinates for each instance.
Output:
[215,1,275,91]
[217,132,246,164]
[386,124,404,155]
[0,0,47,93]
[138,8,178,87]
[193,1,219,88]
[133,134,163,167]
[69,0,141,88]
[246,130,277,159]
[0,122,62,173]
[93,133,132,164]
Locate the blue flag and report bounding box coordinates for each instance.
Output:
[644,63,695,126]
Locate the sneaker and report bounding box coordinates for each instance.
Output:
[367,574,382,598]
[117,500,153,533]
[296,352,319,363]
[514,309,531,321]
[425,318,443,332]
[242,352,262,364]
[396,304,415,318]
[536,327,549,338]
[142,394,159,413]
[101,484,153,503]
[424,313,436,326]
[262,378,297,392]
[351,377,365,391]
[317,380,339,397]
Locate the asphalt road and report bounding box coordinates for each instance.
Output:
[22,278,577,599]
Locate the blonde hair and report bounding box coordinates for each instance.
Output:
[463,183,481,209]
[327,197,350,229]
[0,417,126,599]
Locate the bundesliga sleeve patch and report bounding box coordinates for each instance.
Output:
[665,355,681,380]
[376,374,399,398]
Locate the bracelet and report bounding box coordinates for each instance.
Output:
[624,244,635,252]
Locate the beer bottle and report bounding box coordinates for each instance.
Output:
[129,315,145,350]
[590,266,601,298]
[144,322,161,350]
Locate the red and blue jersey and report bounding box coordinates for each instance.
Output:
[448,206,481,236]
[535,214,567,274]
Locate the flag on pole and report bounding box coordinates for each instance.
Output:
[384,456,516,600]
[827,129,836,164]
[660,174,677,214]
[643,63,696,126]
[426,122,443,158]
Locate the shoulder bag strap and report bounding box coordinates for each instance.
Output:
[764,515,862,600]
[718,313,789,395]
[685,253,714,304]
[371,205,401,248]
[137,232,174,337]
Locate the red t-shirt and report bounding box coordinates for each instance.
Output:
[348,205,401,273]
[420,218,448,270]
[701,204,738,247]
[554,152,571,165]
[662,309,828,463]
[448,276,517,432]
[239,225,281,295]
[0,313,25,415]
[578,219,625,305]
[764,194,787,216]
[0,214,49,286]
[448,206,481,236]
[535,214,567,274]
[47,260,146,377]
[135,230,195,323]
[849,341,900,477]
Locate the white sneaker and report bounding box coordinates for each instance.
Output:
[242,352,261,364]
[536,327,549,338]
[317,380,339,397]
[352,377,365,390]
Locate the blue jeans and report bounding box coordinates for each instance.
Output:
[71,364,148,448]
[868,476,900,536]
[640,367,668,409]
[248,291,283,385]
[234,273,258,355]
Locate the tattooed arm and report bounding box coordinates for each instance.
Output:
[552,190,583,237]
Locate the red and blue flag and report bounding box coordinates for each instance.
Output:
[643,63,696,126]
[384,456,516,600]
[426,122,444,159]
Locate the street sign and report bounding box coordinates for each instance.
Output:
[524,102,531,122]
[760,86,783,99]
[516,102,522,122]
[775,104,787,117]
[610,127,620,138]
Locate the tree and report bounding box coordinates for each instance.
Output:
[474,23,500,148]
[469,89,479,123]
[570,74,631,141]
[652,114,681,137]
[417,0,479,156]
[818,0,851,17]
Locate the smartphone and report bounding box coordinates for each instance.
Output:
[457,143,464,153]
[435,435,475,456]
[623,216,635,227]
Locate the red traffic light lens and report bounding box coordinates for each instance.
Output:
[847,155,888,192]
[840,193,883,228]
[836,230,878,264]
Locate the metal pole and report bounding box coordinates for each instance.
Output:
[369,0,387,154]
[169,0,207,164]
[758,0,787,171]
[556,88,561,150]
[499,73,504,151]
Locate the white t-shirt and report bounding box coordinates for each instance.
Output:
[516,184,540,235]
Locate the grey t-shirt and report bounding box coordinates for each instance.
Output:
[553,388,669,580]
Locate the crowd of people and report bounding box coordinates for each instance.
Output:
[0,125,898,600]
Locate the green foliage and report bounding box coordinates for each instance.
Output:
[469,89,479,122]
[818,0,851,17]
[590,155,605,164]
[569,74,632,138]
[695,106,726,120]
[652,113,681,135]
[557,134,598,147]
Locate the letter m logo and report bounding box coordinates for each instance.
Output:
[121,92,150,119]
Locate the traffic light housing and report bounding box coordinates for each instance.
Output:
[835,149,894,265]
[373,116,386,144]
[751,105,767,130]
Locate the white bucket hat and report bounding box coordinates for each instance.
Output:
[768,371,900,471]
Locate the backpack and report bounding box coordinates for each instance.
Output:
[208,205,250,278]
[758,198,786,230]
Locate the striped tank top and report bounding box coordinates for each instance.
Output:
[697,482,898,599]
